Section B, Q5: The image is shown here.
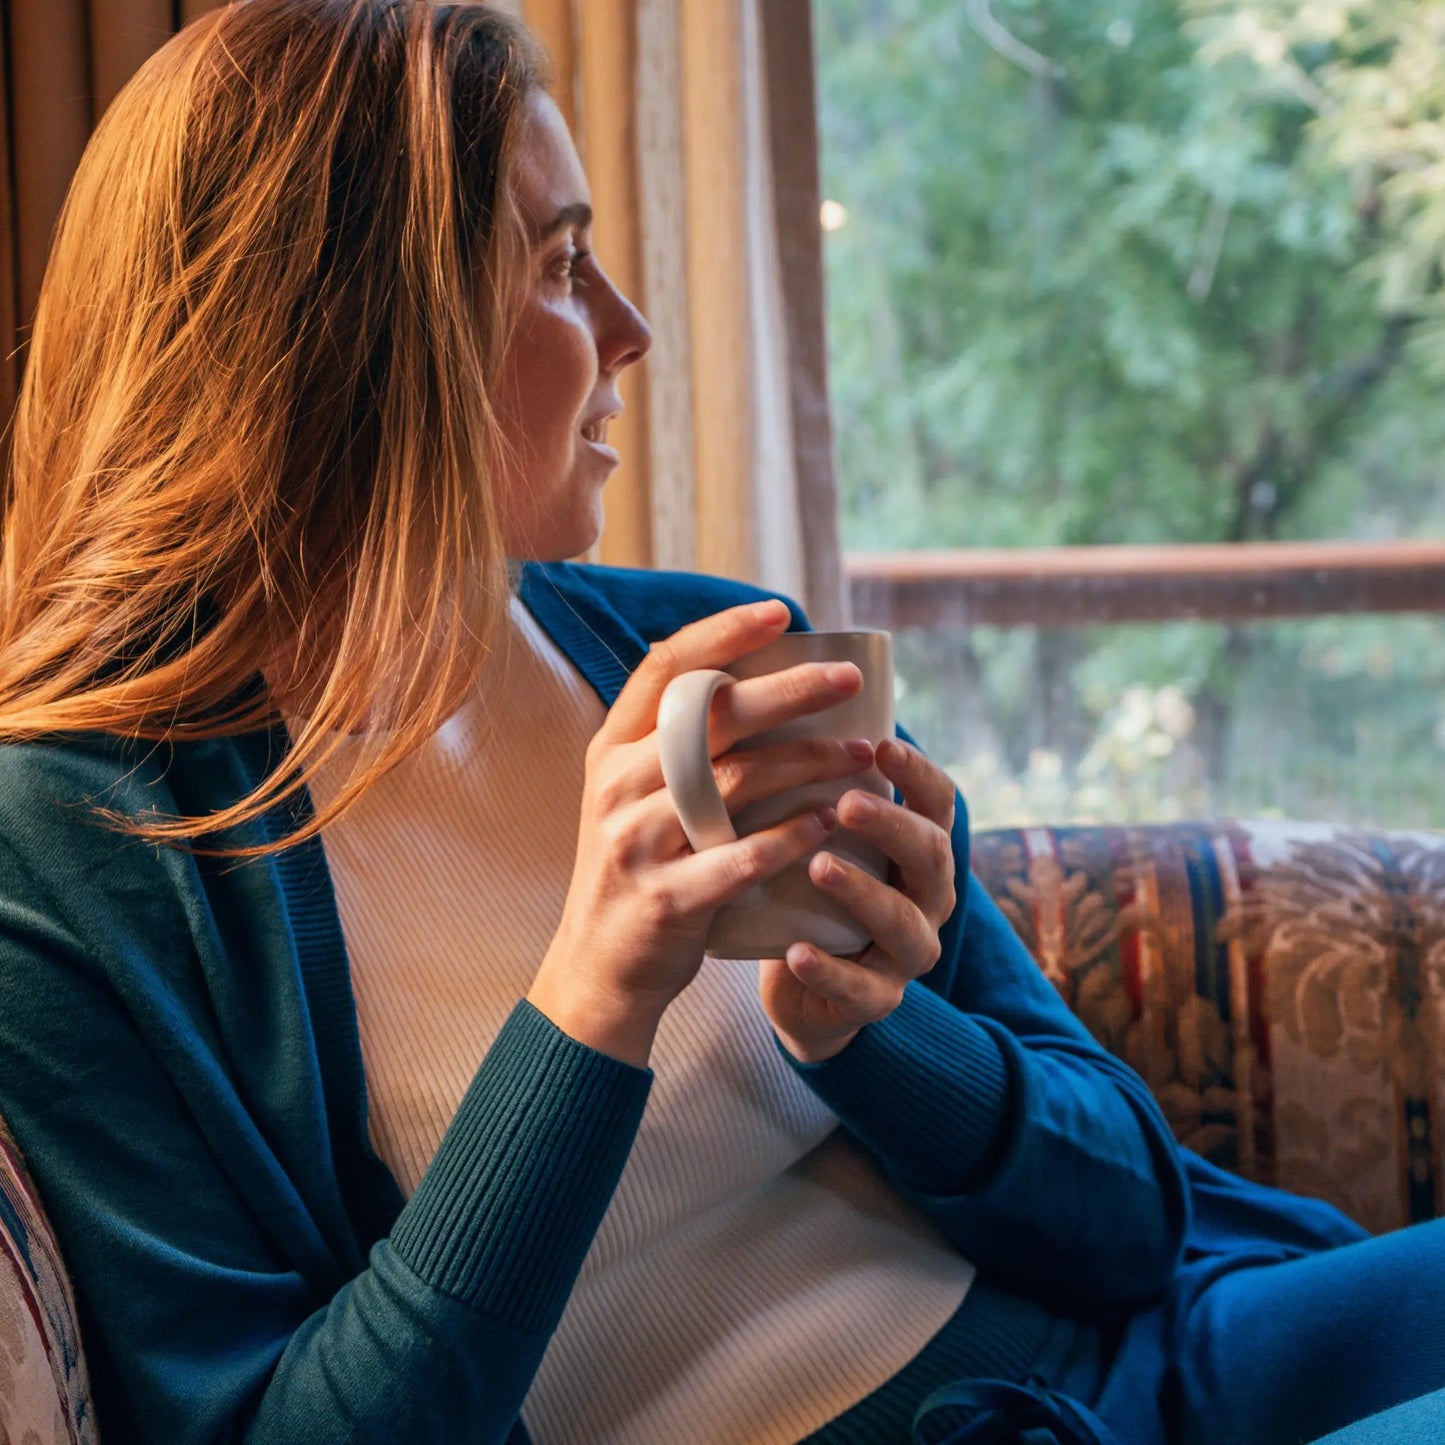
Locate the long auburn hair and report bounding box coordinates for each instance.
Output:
[0,0,547,857]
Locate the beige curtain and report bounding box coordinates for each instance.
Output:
[516,0,847,626]
[0,0,848,627]
[0,0,227,465]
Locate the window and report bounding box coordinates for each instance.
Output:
[815,0,1445,828]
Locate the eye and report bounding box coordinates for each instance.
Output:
[550,245,592,289]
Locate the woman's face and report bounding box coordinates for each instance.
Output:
[491,89,653,561]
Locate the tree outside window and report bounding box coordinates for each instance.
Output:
[816,0,1445,828]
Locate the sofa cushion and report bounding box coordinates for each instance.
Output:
[0,1113,97,1444]
[971,819,1445,1236]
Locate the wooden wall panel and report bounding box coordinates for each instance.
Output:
[0,8,16,443]
[91,0,173,117]
[10,0,91,330]
[759,0,847,628]
[519,0,576,138]
[577,0,650,568]
[0,0,844,623]
[179,0,227,23]
[679,0,755,583]
[635,0,696,573]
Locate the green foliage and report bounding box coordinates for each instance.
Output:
[816,0,1445,826]
[1189,0,1445,338]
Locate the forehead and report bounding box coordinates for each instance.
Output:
[513,89,591,237]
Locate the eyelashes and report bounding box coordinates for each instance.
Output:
[552,247,593,288]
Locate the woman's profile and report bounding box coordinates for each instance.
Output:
[0,4,1442,1444]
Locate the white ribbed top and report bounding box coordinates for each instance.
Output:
[305,593,975,1445]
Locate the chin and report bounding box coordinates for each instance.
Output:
[506,501,604,563]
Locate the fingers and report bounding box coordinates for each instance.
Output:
[803,851,942,978]
[876,737,956,832]
[600,600,864,754]
[780,846,941,1027]
[702,662,863,758]
[594,667,866,829]
[602,599,793,744]
[603,731,876,852]
[712,735,875,815]
[659,802,839,914]
[830,742,958,928]
[782,936,909,1024]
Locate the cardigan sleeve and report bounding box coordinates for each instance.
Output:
[778,723,1191,1318]
[0,745,650,1445]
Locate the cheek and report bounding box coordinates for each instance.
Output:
[504,307,596,449]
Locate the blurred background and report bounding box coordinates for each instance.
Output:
[814,0,1445,829]
[4,0,1442,833]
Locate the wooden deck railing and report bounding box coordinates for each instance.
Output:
[844,540,1445,629]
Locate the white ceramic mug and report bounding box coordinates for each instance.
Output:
[655,628,894,959]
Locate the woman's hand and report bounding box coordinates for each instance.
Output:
[529,599,875,1068]
[759,737,958,1064]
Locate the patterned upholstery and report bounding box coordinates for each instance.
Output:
[0,817,1440,1434]
[0,1116,96,1444]
[972,819,1445,1235]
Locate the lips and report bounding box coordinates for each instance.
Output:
[582,434,621,465]
[579,406,621,445]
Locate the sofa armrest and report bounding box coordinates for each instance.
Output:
[0,1113,98,1444]
[970,819,1445,1235]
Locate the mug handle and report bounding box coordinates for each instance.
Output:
[655,670,741,851]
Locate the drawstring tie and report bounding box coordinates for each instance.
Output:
[913,1375,1125,1445]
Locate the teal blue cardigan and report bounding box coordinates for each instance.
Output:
[0,561,1363,1443]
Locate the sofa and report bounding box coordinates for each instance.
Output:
[3,817,1442,1441]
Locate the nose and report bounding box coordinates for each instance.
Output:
[598,276,652,376]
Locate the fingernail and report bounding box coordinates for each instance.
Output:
[878,738,901,765]
[824,663,859,688]
[843,738,874,763]
[847,792,878,822]
[753,599,789,625]
[812,805,838,832]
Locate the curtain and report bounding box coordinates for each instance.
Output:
[0,0,227,463]
[518,0,847,626]
[0,0,848,627]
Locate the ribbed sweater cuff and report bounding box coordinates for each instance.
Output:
[390,999,651,1331]
[777,981,1010,1195]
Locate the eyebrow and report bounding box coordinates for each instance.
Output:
[534,201,594,243]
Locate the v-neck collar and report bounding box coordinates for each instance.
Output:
[515,560,649,709]
[270,558,654,1253]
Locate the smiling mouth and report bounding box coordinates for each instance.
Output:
[580,419,609,444]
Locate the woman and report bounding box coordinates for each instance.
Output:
[0,3,1440,1443]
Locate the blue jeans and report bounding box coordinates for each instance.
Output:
[1169,1216,1445,1445]
[1305,1387,1445,1444]
[914,1218,1445,1445]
